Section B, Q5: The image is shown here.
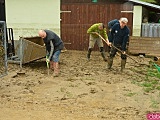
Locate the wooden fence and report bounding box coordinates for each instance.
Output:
[128,36,160,56]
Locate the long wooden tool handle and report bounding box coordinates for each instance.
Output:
[97,34,139,63]
[97,34,109,44]
[111,45,139,63]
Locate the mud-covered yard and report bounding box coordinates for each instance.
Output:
[0,50,160,120]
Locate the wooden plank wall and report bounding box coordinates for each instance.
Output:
[61,0,133,50]
[128,36,160,56]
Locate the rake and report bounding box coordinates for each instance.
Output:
[97,33,139,63]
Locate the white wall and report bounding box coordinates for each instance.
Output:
[132,6,142,36]
[5,0,60,40]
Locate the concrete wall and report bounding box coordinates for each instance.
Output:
[132,6,142,36]
[5,0,60,40]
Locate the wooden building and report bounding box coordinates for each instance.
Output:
[1,0,160,54]
[2,0,60,40]
[61,0,133,50]
[61,0,160,52]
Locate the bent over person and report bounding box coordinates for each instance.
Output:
[108,18,121,41]
[107,18,130,72]
[87,23,108,61]
[38,30,64,77]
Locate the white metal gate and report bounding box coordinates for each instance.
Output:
[0,21,7,78]
[141,23,160,37]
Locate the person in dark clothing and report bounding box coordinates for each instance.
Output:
[38,30,64,77]
[107,19,120,53]
[107,18,130,72]
[108,19,120,41]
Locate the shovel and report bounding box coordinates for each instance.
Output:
[46,56,50,75]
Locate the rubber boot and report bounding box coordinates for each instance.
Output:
[101,52,107,62]
[87,48,92,60]
[121,59,126,72]
[107,57,113,69]
[53,62,59,77]
[50,61,54,71]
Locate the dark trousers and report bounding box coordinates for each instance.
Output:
[109,45,127,60]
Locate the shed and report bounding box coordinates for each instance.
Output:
[61,0,133,50]
[61,0,160,56]
[2,0,160,55]
[127,0,160,56]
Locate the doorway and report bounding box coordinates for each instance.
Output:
[0,0,5,21]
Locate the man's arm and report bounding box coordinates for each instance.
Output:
[109,23,117,43]
[48,41,54,60]
[102,28,108,40]
[87,24,97,34]
[122,28,130,51]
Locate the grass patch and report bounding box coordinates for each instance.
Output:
[124,92,137,97]
[65,91,73,98]
[131,63,160,93]
[143,87,154,93]
[150,99,160,108]
[60,87,66,92]
[141,82,152,87]
[156,86,160,90]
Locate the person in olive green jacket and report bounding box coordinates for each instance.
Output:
[87,23,108,61]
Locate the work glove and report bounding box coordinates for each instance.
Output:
[107,42,112,47]
[122,51,126,54]
[46,58,50,63]
[46,55,50,63]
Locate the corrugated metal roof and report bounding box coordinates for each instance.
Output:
[128,0,160,10]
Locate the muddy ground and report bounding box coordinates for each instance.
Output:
[0,50,160,120]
